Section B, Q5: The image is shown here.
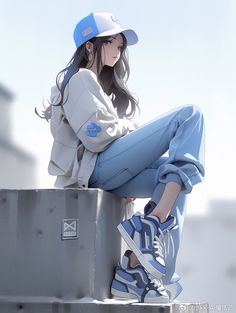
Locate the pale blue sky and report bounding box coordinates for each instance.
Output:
[0,0,235,214]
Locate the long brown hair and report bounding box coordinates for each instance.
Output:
[35,33,139,121]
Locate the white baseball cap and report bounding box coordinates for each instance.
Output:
[73,12,138,48]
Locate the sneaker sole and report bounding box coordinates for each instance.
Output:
[111,288,170,304]
[111,288,138,301]
[117,223,165,279]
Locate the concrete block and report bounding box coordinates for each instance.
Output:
[0,188,133,301]
[0,297,209,313]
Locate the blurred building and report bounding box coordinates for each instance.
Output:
[0,82,36,188]
[177,199,236,312]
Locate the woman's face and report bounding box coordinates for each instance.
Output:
[101,33,124,67]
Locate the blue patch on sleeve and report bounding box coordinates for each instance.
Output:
[86,122,102,137]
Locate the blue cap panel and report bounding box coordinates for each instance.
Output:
[73,13,99,48]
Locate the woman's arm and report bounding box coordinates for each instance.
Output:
[62,71,137,152]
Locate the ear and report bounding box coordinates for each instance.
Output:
[85,41,94,52]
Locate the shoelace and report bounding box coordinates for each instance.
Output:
[153,235,165,259]
[155,225,179,261]
[147,273,165,292]
[133,211,178,262]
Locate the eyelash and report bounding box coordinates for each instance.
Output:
[104,40,123,50]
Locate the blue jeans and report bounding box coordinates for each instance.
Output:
[89,104,205,285]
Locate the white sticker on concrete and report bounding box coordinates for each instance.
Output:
[62,219,79,240]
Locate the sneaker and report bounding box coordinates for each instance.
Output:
[111,250,169,303]
[117,212,176,279]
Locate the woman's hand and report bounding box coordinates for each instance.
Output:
[122,197,136,205]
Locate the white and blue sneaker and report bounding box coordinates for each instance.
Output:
[111,250,169,303]
[117,212,176,279]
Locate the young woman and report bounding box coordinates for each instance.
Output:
[36,12,205,303]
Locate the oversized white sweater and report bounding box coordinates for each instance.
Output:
[48,68,138,188]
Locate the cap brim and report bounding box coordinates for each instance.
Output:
[96,28,138,46]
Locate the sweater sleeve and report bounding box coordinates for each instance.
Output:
[62,71,137,153]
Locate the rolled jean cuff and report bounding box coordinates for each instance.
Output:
[156,163,204,194]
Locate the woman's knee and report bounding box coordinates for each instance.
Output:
[179,104,204,121]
